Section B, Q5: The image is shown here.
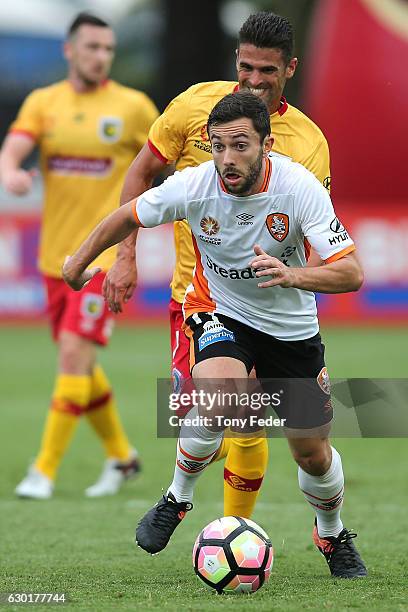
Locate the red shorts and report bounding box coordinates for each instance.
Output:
[44,273,114,346]
[169,297,192,391]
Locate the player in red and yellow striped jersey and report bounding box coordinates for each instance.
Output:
[0,12,159,499]
[104,12,330,518]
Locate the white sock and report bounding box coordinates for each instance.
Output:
[167,406,223,503]
[298,446,344,538]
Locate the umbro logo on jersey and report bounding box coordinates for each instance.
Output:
[265,213,289,242]
[236,213,254,226]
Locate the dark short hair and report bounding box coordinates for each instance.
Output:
[67,12,110,38]
[238,11,294,65]
[208,91,271,143]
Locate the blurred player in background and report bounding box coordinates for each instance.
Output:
[0,12,159,499]
[103,12,330,518]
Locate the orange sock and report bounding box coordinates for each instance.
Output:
[84,365,132,460]
[223,434,268,518]
[35,374,91,480]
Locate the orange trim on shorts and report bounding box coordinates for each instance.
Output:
[182,322,196,372]
[325,244,355,264]
[131,199,145,227]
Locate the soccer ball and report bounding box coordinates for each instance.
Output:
[192,516,273,594]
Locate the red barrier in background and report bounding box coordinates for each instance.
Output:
[0,206,407,324]
[303,0,408,200]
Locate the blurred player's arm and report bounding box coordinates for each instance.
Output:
[105,89,187,312]
[103,143,167,312]
[0,133,37,195]
[63,201,140,291]
[304,135,331,268]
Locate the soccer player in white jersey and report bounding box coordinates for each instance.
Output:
[62,92,367,578]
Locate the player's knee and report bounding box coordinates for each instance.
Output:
[293,446,331,475]
[58,331,94,374]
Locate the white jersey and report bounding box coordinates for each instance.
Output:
[134,155,355,340]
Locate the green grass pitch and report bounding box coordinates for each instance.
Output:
[1,325,407,611]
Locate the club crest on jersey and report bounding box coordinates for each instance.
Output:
[98,117,123,143]
[266,213,289,242]
[317,367,331,395]
[81,293,104,319]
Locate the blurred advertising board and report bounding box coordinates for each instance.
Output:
[0,213,174,322]
[0,205,406,324]
[317,202,408,324]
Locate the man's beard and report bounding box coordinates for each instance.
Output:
[218,150,264,195]
[77,67,104,87]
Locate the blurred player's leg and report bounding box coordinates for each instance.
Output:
[15,331,93,499]
[84,364,140,497]
[16,274,137,499]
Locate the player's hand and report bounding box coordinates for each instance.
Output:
[249,244,296,288]
[62,256,101,291]
[103,255,137,313]
[2,168,37,195]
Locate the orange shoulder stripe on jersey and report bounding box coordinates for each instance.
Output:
[131,199,145,227]
[183,236,216,320]
[325,244,356,264]
[9,128,37,141]
[147,139,168,164]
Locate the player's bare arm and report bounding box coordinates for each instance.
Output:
[103,143,166,312]
[250,245,363,293]
[0,133,37,195]
[64,201,139,291]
